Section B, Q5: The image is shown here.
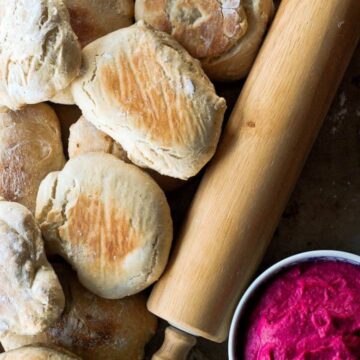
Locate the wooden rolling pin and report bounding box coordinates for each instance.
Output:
[149,0,360,358]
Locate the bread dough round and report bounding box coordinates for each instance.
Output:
[0,201,64,336]
[72,21,226,179]
[36,153,173,299]
[135,0,274,81]
[136,0,247,59]
[0,0,81,110]
[68,116,127,161]
[0,104,65,213]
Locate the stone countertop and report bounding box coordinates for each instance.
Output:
[147,45,360,360]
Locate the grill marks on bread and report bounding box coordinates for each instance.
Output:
[36,153,173,299]
[100,51,192,146]
[66,195,139,266]
[72,22,226,179]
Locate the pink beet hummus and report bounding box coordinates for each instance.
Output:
[242,261,360,359]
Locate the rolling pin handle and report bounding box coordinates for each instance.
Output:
[152,326,197,360]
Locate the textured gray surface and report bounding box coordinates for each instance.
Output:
[147,45,360,360]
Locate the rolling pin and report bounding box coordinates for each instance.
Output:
[148,0,360,358]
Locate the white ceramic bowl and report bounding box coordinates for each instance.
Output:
[228,250,360,360]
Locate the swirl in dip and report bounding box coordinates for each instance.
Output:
[242,261,360,359]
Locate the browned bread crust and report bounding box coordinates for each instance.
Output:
[135,0,274,81]
[0,104,65,213]
[65,0,134,47]
[1,265,157,360]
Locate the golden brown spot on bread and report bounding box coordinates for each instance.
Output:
[66,195,139,265]
[100,50,192,146]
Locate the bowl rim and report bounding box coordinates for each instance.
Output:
[228,250,360,359]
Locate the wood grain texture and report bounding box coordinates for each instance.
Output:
[148,0,360,345]
[152,327,196,360]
